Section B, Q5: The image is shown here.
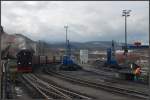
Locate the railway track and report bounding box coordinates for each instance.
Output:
[82,68,148,93]
[45,68,148,100]
[22,73,92,100]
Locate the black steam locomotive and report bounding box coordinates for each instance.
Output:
[17,49,33,72]
[16,49,62,72]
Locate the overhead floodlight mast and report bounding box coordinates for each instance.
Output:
[64,25,68,56]
[122,9,131,55]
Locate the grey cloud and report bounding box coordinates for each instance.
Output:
[1,1,149,44]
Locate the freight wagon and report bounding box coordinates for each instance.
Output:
[17,49,62,72]
[32,55,62,65]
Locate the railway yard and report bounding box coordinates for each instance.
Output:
[0,1,149,99]
[0,36,149,100]
[1,62,149,100]
[0,28,149,100]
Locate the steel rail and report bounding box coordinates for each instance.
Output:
[33,74,92,99]
[78,69,148,95]
[46,69,148,99]
[24,74,67,99]
[22,74,52,100]
[29,73,92,99]
[27,74,72,100]
[27,74,71,100]
[38,86,67,99]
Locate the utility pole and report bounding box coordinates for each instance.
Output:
[0,26,4,99]
[42,42,45,56]
[64,25,68,56]
[38,40,41,56]
[122,9,131,55]
[149,38,150,100]
[112,40,115,58]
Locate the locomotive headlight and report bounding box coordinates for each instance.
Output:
[29,62,31,64]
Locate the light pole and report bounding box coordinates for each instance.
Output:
[0,26,4,99]
[64,25,68,56]
[122,9,131,55]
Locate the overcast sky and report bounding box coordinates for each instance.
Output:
[1,1,149,44]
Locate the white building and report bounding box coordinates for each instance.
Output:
[80,50,88,64]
